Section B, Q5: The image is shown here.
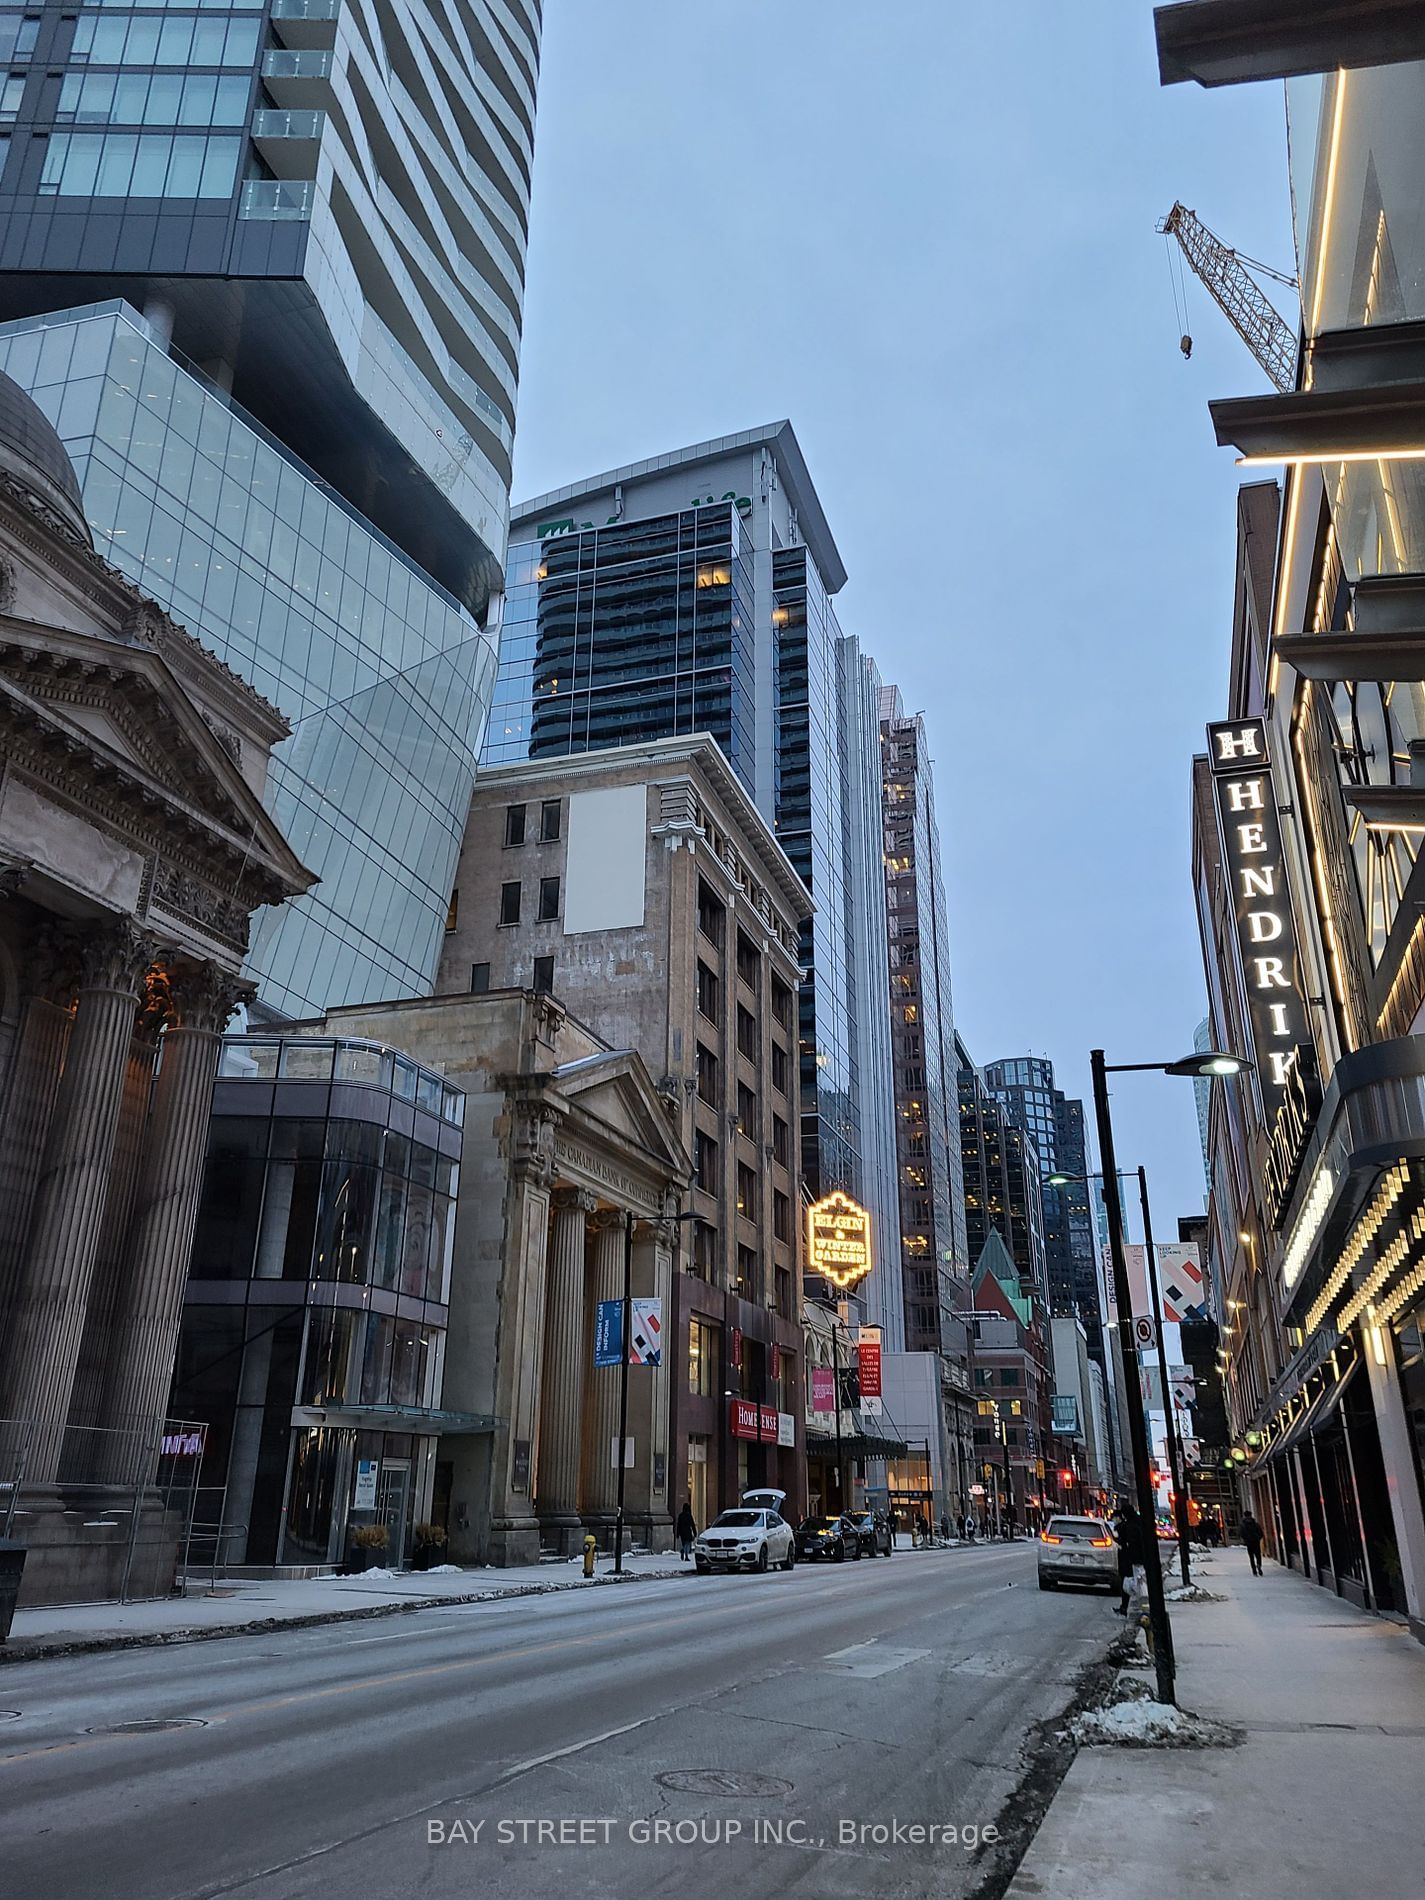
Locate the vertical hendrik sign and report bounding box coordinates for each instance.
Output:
[1207,718,1320,1221]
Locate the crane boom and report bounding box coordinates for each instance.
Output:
[1157,201,1299,395]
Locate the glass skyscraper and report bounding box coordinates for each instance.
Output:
[482,424,901,1296]
[0,1,541,1015]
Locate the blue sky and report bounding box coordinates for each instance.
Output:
[511,2,1294,1232]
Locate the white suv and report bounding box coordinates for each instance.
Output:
[694,1508,796,1574]
[1037,1514,1119,1592]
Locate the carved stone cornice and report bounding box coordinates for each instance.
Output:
[633,1219,676,1248]
[0,856,33,900]
[150,862,253,953]
[591,1207,628,1234]
[507,1091,563,1186]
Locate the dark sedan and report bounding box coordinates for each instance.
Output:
[847,1510,892,1557]
[794,1514,863,1562]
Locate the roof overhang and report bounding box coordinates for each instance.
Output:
[1155,0,1425,87]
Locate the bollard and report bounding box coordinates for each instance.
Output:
[582,1532,597,1580]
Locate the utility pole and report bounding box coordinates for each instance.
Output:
[1091,1050,1176,1704]
[1137,1168,1194,1588]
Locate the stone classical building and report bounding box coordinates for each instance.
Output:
[306,990,690,1564]
[0,374,311,1603]
[437,736,812,1525]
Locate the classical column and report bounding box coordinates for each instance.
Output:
[583,1209,627,1522]
[536,1186,595,1543]
[0,919,81,1317]
[97,959,246,1477]
[0,920,156,1479]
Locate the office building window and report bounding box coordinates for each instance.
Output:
[736,1162,757,1222]
[697,879,725,948]
[38,131,242,197]
[696,1043,719,1107]
[56,70,253,126]
[776,1266,792,1321]
[695,1130,718,1193]
[772,1114,789,1165]
[537,876,560,922]
[692,1220,717,1279]
[539,798,561,842]
[0,18,38,65]
[773,1189,791,1243]
[771,1042,788,1094]
[697,961,719,1022]
[736,1005,758,1061]
[688,1317,717,1397]
[770,973,792,1030]
[736,1081,758,1140]
[469,962,490,995]
[444,890,458,933]
[736,932,760,992]
[70,13,262,65]
[504,804,526,847]
[736,1243,757,1291]
[532,955,554,994]
[499,881,520,926]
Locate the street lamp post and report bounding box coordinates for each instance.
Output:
[1086,1042,1250,1704]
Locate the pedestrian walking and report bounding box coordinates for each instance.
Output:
[675,1501,696,1562]
[1113,1503,1146,1615]
[1240,1509,1265,1576]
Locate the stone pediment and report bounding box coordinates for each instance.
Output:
[0,619,311,906]
[551,1050,691,1183]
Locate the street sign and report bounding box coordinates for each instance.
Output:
[609,1437,634,1469]
[354,1459,378,1510]
[594,1300,623,1366]
[1133,1316,1154,1347]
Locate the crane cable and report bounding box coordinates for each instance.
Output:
[1163,232,1190,343]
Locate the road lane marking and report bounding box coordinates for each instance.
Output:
[492,1712,661,1786]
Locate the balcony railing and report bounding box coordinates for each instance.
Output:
[252,107,324,140]
[238,177,313,220]
[262,49,333,79]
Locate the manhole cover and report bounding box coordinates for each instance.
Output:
[87,1718,208,1735]
[656,1770,792,1798]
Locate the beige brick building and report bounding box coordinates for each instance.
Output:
[437,736,812,1528]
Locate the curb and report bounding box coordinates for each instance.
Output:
[0,1565,692,1666]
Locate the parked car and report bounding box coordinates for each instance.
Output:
[694,1508,795,1574]
[847,1510,892,1557]
[1036,1514,1119,1592]
[794,1514,863,1562]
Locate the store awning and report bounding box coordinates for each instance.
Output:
[806,1429,912,1460]
[1268,1360,1358,1459]
[290,1405,499,1436]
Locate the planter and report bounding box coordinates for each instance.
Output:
[410,1541,447,1572]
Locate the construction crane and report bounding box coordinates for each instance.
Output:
[1157,202,1299,394]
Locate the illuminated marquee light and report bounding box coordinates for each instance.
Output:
[1303,1161,1410,1330]
[806,1190,873,1290]
[1283,1164,1335,1294]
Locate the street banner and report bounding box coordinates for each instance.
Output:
[731,1326,743,1369]
[811,1366,835,1413]
[770,1342,781,1381]
[629,1297,663,1365]
[1155,1243,1205,1320]
[594,1299,623,1367]
[857,1330,882,1396]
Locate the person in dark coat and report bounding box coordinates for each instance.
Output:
[1240,1509,1265,1576]
[1113,1505,1145,1615]
[675,1502,696,1561]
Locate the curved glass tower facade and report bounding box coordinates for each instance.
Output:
[0,3,541,1014]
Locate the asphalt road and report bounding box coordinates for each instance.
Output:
[0,1540,1115,1900]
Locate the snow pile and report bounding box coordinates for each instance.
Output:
[1168,1584,1225,1603]
[1071,1681,1241,1750]
[359,1566,396,1580]
[427,1563,464,1575]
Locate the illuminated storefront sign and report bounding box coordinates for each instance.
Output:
[807,1191,873,1289]
[1207,718,1321,1223]
[729,1399,780,1443]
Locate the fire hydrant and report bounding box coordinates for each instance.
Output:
[582,1533,597,1579]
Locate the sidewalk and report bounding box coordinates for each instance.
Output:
[1007,1548,1425,1900]
[0,1551,690,1664]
